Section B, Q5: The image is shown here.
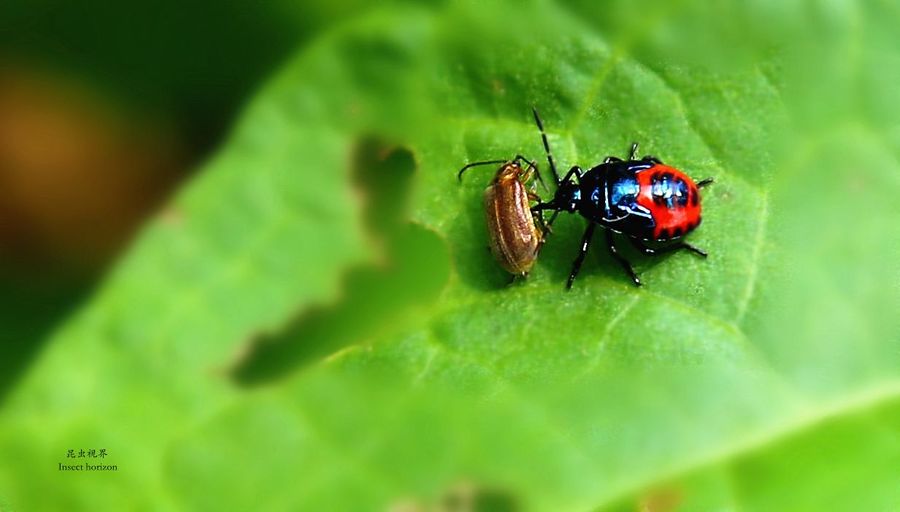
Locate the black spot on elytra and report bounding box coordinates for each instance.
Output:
[672,227,683,238]
[674,178,689,207]
[658,228,671,240]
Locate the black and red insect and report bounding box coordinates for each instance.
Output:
[530,108,713,288]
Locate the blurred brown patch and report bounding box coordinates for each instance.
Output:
[438,481,517,512]
[387,481,518,512]
[637,486,682,512]
[0,67,187,275]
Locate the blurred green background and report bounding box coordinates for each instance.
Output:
[0,0,898,510]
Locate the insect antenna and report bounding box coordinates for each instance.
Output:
[532,107,561,185]
[457,159,509,182]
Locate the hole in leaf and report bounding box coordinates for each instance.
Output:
[232,138,450,386]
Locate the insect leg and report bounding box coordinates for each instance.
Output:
[697,178,714,188]
[531,203,564,231]
[529,202,552,235]
[547,210,560,227]
[531,203,555,214]
[530,164,580,228]
[526,189,551,230]
[566,223,597,289]
[629,238,708,258]
[514,154,548,192]
[561,165,584,183]
[606,229,641,286]
[628,142,639,160]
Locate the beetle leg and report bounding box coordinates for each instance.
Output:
[606,229,642,286]
[505,270,531,287]
[546,210,560,231]
[513,154,538,171]
[530,204,560,233]
[629,238,708,258]
[515,154,548,192]
[697,177,714,188]
[527,190,553,233]
[520,163,534,184]
[566,223,597,289]
[531,206,552,235]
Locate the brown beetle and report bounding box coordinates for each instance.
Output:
[458,155,547,277]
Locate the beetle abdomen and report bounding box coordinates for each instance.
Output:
[483,176,542,275]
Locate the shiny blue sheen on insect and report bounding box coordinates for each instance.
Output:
[609,177,640,210]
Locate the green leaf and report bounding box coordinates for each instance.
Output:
[2,1,899,510]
